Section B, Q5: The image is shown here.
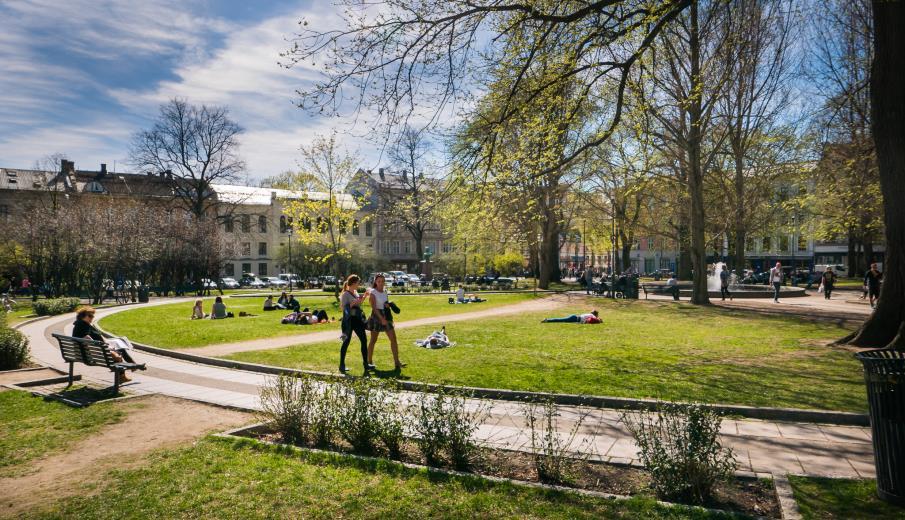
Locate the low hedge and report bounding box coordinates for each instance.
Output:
[32,297,81,316]
[0,327,29,370]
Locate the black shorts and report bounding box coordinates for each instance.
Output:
[868,286,880,297]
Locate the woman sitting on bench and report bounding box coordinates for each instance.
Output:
[73,306,136,382]
[541,310,601,324]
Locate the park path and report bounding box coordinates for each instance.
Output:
[181,295,567,357]
[15,301,875,480]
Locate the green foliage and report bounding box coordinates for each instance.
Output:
[524,399,591,484]
[624,402,737,504]
[412,389,486,470]
[31,297,81,316]
[258,374,323,445]
[492,251,525,276]
[0,326,29,370]
[335,377,385,455]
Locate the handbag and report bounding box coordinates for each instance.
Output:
[817,283,824,293]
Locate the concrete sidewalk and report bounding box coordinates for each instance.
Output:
[18,304,875,479]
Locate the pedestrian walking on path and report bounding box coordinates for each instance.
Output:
[864,262,883,308]
[339,275,369,374]
[769,262,783,303]
[820,266,837,300]
[366,274,405,371]
[720,264,732,301]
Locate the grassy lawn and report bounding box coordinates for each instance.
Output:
[2,304,36,326]
[789,476,905,519]
[227,299,865,412]
[27,437,729,519]
[0,390,124,476]
[98,293,538,349]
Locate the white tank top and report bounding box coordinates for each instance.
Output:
[371,288,388,309]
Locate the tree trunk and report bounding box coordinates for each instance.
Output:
[677,224,692,280]
[846,1,905,349]
[687,0,710,305]
[733,146,747,271]
[538,220,559,289]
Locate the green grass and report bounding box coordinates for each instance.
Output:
[227,299,865,412]
[98,293,537,349]
[789,476,905,519]
[0,390,125,476]
[2,304,36,326]
[27,437,730,519]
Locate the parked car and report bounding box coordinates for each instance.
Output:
[239,274,257,286]
[220,277,241,289]
[387,271,408,287]
[814,264,848,277]
[406,274,422,286]
[278,273,301,287]
[493,277,515,289]
[306,277,322,288]
[242,277,267,289]
[321,275,338,286]
[201,278,218,289]
[266,276,289,289]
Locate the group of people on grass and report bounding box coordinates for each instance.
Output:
[191,296,233,319]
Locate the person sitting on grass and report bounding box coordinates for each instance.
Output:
[288,295,301,313]
[276,291,289,309]
[541,310,601,324]
[190,299,206,319]
[210,296,233,319]
[72,306,141,384]
[263,295,277,311]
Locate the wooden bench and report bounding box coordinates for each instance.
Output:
[51,333,146,393]
[641,283,679,300]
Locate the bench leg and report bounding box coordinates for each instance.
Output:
[67,362,74,387]
[113,369,121,394]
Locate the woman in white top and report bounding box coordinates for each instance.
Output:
[190,299,205,320]
[366,274,405,370]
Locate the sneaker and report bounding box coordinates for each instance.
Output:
[367,363,376,370]
[339,366,348,373]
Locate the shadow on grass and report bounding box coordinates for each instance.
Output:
[45,384,123,407]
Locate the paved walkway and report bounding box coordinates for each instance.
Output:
[183,296,566,357]
[16,301,875,479]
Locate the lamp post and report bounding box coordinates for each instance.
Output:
[288,227,293,292]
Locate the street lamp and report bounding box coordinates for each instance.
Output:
[288,227,293,292]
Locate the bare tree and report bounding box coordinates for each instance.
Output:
[129,98,245,218]
[378,126,444,266]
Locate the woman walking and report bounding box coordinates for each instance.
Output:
[339,275,370,373]
[820,266,837,300]
[366,274,405,370]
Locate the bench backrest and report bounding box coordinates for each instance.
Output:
[52,333,115,367]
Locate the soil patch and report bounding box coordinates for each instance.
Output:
[0,394,252,518]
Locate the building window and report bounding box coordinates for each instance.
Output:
[259,263,268,276]
[259,215,267,233]
[242,263,252,275]
[241,242,251,256]
[442,242,452,254]
[797,235,808,252]
[224,263,235,277]
[647,238,655,250]
[352,220,360,236]
[258,242,267,256]
[391,241,400,254]
[280,216,288,233]
[404,240,411,254]
[224,217,234,233]
[241,214,250,233]
[779,235,789,253]
[365,221,373,237]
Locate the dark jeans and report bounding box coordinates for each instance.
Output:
[824,284,833,299]
[545,314,580,323]
[720,285,731,300]
[340,319,367,370]
[669,285,679,300]
[773,282,782,300]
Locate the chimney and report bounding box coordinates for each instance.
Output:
[100,163,107,176]
[378,168,385,181]
[59,159,75,175]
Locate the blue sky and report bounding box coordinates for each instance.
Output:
[0,0,392,182]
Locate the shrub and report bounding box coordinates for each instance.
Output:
[623,402,736,504]
[32,297,81,316]
[374,382,406,459]
[322,285,339,293]
[524,399,591,484]
[412,389,486,469]
[258,374,319,445]
[335,377,384,455]
[0,327,29,370]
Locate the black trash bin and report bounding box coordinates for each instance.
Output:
[626,277,639,299]
[137,286,150,303]
[856,348,905,506]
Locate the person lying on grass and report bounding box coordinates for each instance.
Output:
[541,310,601,324]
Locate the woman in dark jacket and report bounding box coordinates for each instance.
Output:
[73,306,136,382]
